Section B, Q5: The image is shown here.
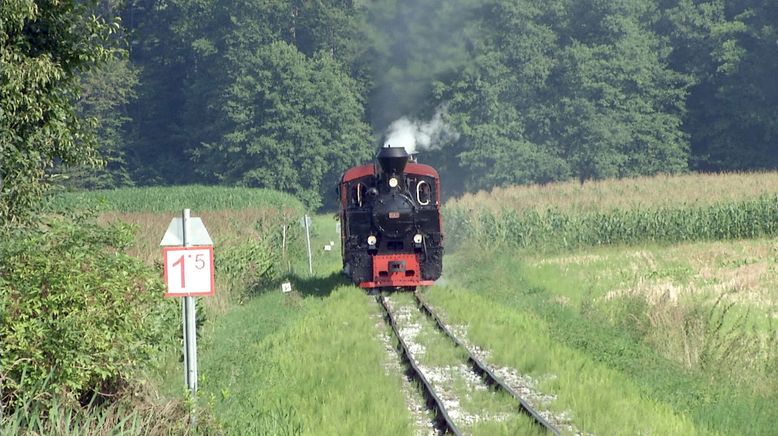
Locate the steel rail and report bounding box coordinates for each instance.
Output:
[376,295,462,436]
[414,292,561,435]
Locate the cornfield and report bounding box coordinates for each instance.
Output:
[446,193,778,251]
[449,171,778,214]
[48,185,304,213]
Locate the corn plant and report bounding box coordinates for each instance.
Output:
[447,194,778,252]
[48,186,305,213]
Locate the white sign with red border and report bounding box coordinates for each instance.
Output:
[163,246,214,297]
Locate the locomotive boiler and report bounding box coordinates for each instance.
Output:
[339,145,443,290]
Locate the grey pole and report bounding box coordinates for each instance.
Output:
[181,211,188,387]
[304,214,313,276]
[182,209,198,395]
[181,298,187,386]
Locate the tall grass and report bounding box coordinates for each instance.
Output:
[424,286,700,435]
[442,248,778,434]
[449,171,778,214]
[1,386,196,435]
[200,287,415,434]
[48,185,305,213]
[94,196,307,315]
[446,194,778,251]
[600,289,778,385]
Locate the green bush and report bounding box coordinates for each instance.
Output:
[0,218,177,411]
[217,240,279,303]
[215,210,304,303]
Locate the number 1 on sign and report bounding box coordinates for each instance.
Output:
[172,255,186,288]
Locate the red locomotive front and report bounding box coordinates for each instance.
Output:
[339,145,443,290]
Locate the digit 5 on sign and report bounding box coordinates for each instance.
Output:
[163,246,214,297]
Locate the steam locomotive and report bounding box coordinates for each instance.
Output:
[338,145,443,290]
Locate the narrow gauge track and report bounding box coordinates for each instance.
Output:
[377,294,560,435]
[412,292,560,435]
[377,295,462,435]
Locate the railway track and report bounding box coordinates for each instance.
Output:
[377,295,461,435]
[377,293,560,435]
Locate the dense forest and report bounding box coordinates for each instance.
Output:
[5,0,778,210]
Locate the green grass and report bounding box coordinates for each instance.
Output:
[518,239,778,333]
[185,210,418,434]
[134,210,352,434]
[389,293,468,366]
[517,239,778,393]
[199,287,415,435]
[48,185,305,213]
[293,213,344,278]
[439,248,778,435]
[2,399,150,435]
[388,293,543,435]
[424,285,699,435]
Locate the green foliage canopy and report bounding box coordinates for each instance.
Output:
[58,0,778,203]
[0,0,116,225]
[64,57,140,190]
[194,41,372,208]
[662,0,778,171]
[437,0,690,192]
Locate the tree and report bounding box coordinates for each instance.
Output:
[438,48,570,193]
[437,0,690,192]
[121,0,195,184]
[122,0,370,188]
[193,41,373,208]
[660,0,778,171]
[548,3,691,180]
[62,57,139,189]
[0,0,116,225]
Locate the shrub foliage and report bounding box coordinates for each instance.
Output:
[0,218,176,410]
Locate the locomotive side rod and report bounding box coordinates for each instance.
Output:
[376,295,462,436]
[413,292,561,436]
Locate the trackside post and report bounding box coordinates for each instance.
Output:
[304,214,313,275]
[160,209,214,426]
[182,209,197,395]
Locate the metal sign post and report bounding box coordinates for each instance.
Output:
[160,209,214,422]
[182,209,198,394]
[304,214,313,276]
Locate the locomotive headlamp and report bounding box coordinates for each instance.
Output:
[367,235,377,246]
[413,233,423,244]
[388,177,399,188]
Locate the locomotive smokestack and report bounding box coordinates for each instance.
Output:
[377,144,409,175]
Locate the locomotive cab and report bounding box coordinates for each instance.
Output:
[339,145,443,290]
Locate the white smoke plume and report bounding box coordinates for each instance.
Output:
[383,105,459,154]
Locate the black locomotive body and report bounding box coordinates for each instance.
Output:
[339,146,443,289]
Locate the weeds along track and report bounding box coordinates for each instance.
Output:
[412,293,562,435]
[377,295,461,435]
[377,294,560,435]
